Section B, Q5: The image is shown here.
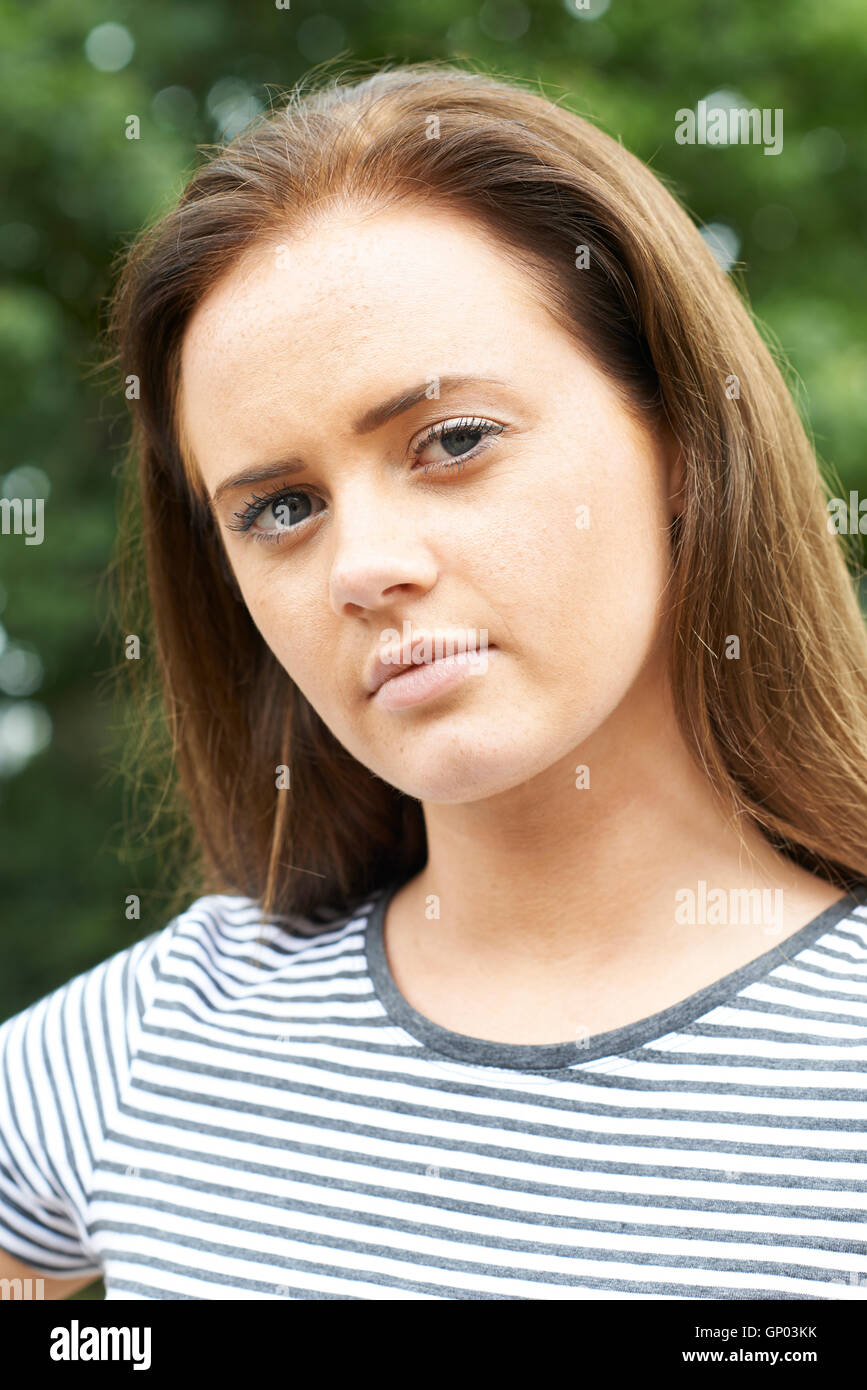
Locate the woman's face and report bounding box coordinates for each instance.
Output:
[180,205,680,803]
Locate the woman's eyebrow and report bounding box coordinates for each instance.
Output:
[353,373,507,434]
[210,373,509,505]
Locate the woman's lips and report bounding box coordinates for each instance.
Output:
[372,646,496,710]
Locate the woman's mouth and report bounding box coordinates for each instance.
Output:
[366,631,495,710]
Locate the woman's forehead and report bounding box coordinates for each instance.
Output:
[177,209,569,471]
[181,204,551,367]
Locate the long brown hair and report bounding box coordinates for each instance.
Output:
[105,57,867,925]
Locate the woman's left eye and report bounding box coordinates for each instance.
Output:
[412,417,505,473]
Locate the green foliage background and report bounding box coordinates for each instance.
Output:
[0,0,865,1298]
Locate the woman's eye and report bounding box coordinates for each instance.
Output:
[264,494,316,531]
[226,417,505,544]
[227,489,324,542]
[413,417,504,473]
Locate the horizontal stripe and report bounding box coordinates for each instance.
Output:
[1,884,867,1300]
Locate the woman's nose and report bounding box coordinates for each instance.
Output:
[328,523,439,618]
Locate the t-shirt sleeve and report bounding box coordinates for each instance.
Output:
[0,923,173,1278]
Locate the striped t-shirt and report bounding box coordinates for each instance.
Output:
[2,883,867,1301]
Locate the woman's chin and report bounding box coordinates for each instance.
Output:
[373,738,566,806]
[338,694,595,804]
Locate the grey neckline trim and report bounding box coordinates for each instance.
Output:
[363,879,867,1071]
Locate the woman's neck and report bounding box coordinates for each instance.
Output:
[382,679,844,1044]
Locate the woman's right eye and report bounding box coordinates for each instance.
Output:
[227,489,325,543]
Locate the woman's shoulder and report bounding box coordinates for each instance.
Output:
[0,889,380,1044]
[169,888,381,957]
[135,886,387,996]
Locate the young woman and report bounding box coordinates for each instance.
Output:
[2,60,867,1302]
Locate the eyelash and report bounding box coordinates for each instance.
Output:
[226,416,505,545]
